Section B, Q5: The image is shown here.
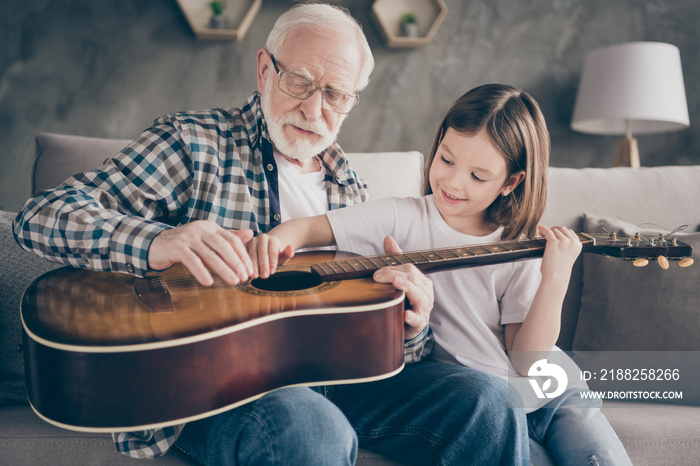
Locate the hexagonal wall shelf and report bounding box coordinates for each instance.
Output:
[370,0,448,48]
[176,0,262,41]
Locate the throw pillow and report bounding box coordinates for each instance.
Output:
[573,214,700,351]
[571,214,700,405]
[0,210,61,405]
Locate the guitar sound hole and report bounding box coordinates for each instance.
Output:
[250,271,322,292]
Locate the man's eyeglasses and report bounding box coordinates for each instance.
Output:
[268,53,359,114]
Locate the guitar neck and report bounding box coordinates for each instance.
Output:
[310,234,595,282]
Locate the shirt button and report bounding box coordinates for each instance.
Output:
[82,258,89,266]
[273,214,281,221]
[126,264,135,273]
[266,163,274,171]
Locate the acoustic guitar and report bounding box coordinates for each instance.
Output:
[21,232,692,432]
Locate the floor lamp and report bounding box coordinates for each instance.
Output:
[570,42,689,167]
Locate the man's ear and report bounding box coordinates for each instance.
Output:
[501,170,526,196]
[256,48,270,93]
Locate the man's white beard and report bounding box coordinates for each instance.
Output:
[261,74,344,161]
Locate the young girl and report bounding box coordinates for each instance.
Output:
[248,84,631,465]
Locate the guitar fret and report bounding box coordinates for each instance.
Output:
[439,249,462,259]
[468,246,493,255]
[393,254,416,265]
[419,251,440,262]
[405,253,425,263]
[526,239,547,248]
[380,255,403,267]
[452,248,475,258]
[364,257,383,268]
[377,256,394,267]
[335,262,355,273]
[432,250,449,260]
[483,244,508,253]
[343,260,366,271]
[328,262,345,274]
[315,263,335,275]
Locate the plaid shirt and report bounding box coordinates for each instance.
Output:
[14,92,432,459]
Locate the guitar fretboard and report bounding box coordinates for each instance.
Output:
[310,237,556,282]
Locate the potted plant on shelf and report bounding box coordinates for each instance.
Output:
[208,0,229,29]
[399,12,419,37]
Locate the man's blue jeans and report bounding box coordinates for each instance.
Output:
[175,360,529,465]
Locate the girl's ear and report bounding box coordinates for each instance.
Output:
[501,170,526,196]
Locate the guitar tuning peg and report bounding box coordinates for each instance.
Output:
[657,256,670,270]
[679,258,694,268]
[633,259,649,267]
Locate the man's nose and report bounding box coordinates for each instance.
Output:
[299,90,324,121]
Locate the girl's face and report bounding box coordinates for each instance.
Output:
[429,127,524,235]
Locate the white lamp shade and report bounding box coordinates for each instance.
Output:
[571,42,690,135]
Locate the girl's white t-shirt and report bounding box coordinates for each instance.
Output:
[326,195,585,411]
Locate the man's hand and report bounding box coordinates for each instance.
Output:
[148,220,255,286]
[373,236,434,340]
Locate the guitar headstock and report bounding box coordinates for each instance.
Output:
[579,232,694,268]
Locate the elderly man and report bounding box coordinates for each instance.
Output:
[14,4,528,465]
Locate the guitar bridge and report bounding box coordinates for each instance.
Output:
[133,277,174,313]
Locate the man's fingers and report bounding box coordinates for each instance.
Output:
[198,235,247,285]
[147,222,260,287]
[222,229,255,276]
[178,247,215,287]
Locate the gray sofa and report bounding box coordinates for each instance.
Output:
[2,132,700,465]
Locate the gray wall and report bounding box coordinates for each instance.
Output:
[2,0,699,211]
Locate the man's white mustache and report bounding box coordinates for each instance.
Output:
[278,112,327,137]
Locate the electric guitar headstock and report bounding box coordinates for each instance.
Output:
[579,232,694,268]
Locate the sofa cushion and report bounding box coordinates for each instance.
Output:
[601,401,700,465]
[0,211,62,405]
[573,214,700,352]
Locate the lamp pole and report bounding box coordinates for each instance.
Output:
[613,120,640,168]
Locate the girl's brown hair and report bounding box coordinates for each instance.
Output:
[423,84,550,240]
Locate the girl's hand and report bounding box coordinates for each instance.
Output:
[538,226,582,281]
[373,236,434,340]
[245,234,295,279]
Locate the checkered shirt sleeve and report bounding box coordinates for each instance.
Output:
[404,325,434,363]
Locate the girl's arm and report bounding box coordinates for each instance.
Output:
[505,226,581,376]
[246,214,336,279]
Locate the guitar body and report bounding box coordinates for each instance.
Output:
[21,251,405,432]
